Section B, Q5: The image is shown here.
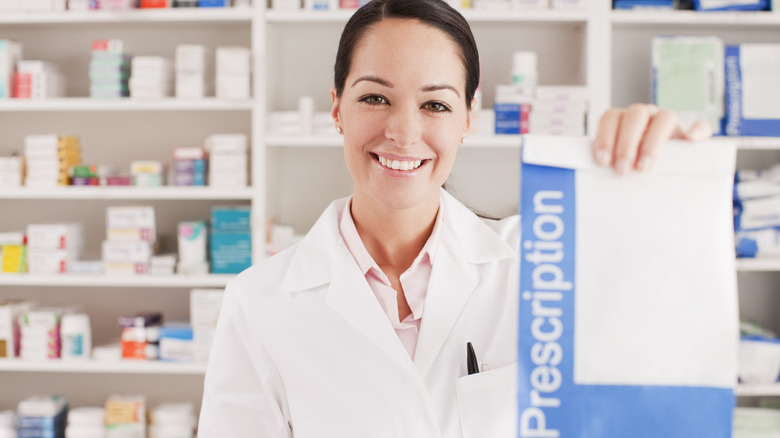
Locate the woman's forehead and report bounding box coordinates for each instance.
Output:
[348,18,466,87]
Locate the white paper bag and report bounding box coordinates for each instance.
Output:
[518,136,738,438]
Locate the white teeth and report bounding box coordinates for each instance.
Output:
[376,155,423,171]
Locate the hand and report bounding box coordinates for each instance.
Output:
[591,103,713,175]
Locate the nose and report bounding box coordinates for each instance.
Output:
[384,104,422,148]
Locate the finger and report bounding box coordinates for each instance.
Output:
[614,104,656,175]
[634,108,678,173]
[680,120,713,142]
[592,108,623,167]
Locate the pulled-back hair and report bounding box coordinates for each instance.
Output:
[334,0,480,110]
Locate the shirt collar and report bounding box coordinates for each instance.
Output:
[338,195,444,277]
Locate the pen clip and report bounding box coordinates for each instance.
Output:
[467,342,479,375]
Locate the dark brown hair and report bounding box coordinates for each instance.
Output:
[333,0,480,110]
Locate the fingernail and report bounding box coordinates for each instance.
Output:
[637,155,653,173]
[595,149,611,166]
[616,158,631,175]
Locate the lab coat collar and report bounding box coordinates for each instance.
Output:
[280,191,516,379]
[412,189,515,378]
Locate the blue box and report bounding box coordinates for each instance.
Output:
[724,45,780,137]
[198,0,229,6]
[613,0,673,8]
[693,0,768,10]
[211,206,251,232]
[210,231,252,274]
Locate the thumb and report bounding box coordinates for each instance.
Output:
[677,120,713,142]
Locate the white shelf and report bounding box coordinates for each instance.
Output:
[0,186,254,200]
[0,274,233,287]
[0,359,207,375]
[734,137,780,151]
[266,134,522,148]
[736,258,780,272]
[0,8,253,24]
[736,384,780,397]
[0,98,253,112]
[266,9,590,23]
[611,10,780,26]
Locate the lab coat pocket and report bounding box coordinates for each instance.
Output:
[455,363,517,438]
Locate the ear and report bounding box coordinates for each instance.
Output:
[462,97,476,138]
[330,87,341,124]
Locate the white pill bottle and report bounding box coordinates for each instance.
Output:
[61,313,92,360]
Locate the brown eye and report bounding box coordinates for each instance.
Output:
[360,95,388,105]
[424,101,452,113]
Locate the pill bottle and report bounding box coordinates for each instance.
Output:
[511,51,538,88]
[61,313,92,360]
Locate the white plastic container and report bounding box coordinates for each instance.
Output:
[739,337,780,384]
[511,51,537,88]
[61,313,92,360]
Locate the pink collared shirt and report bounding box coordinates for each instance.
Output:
[338,198,443,360]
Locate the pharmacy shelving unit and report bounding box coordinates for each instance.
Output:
[608,8,780,408]
[1,1,779,414]
[0,6,262,410]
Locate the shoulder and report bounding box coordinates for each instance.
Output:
[229,244,300,298]
[478,214,520,251]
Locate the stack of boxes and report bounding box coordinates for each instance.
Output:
[19,308,63,360]
[130,160,165,187]
[17,396,68,438]
[494,52,536,135]
[190,288,223,363]
[0,39,22,99]
[26,223,84,274]
[0,156,23,187]
[177,221,208,275]
[207,134,248,188]
[0,300,33,359]
[172,147,207,186]
[530,86,588,136]
[175,44,206,99]
[12,60,64,99]
[119,313,161,360]
[105,395,146,438]
[0,231,26,274]
[69,164,120,186]
[24,135,81,187]
[102,206,156,275]
[90,39,130,99]
[210,206,251,274]
[130,56,173,100]
[148,404,196,438]
[216,46,251,100]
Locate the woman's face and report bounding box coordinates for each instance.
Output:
[331,18,472,212]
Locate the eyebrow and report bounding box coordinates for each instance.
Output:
[351,75,461,98]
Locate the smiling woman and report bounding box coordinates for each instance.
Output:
[197,0,711,437]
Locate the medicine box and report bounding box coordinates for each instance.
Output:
[175,45,207,73]
[26,223,83,251]
[106,206,156,243]
[211,206,251,231]
[0,300,34,358]
[198,0,229,6]
[1,244,26,273]
[725,44,780,137]
[102,240,153,263]
[494,102,530,135]
[159,323,194,362]
[216,74,250,100]
[216,47,251,74]
[190,289,224,328]
[178,221,208,265]
[206,134,248,153]
[0,40,22,99]
[27,249,76,274]
[210,231,251,274]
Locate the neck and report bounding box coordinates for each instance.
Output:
[350,189,439,272]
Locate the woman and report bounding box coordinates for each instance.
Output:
[198,0,711,436]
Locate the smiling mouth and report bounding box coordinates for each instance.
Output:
[371,153,426,171]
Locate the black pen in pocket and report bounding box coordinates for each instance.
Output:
[466,342,479,375]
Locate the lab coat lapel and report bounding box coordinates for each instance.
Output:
[326,238,420,377]
[414,190,516,379]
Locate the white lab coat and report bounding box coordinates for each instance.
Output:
[198,189,520,438]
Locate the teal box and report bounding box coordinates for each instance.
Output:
[211,206,251,232]
[210,231,251,274]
